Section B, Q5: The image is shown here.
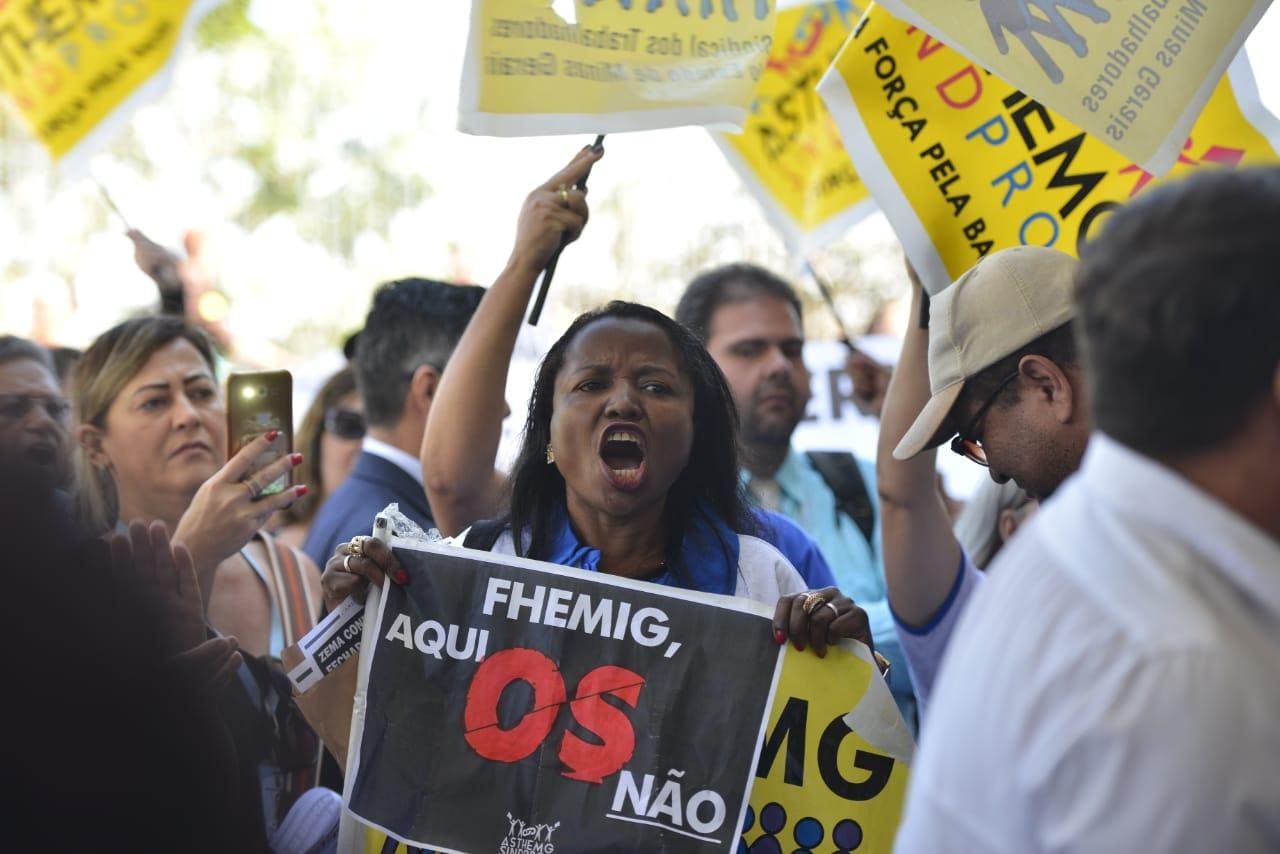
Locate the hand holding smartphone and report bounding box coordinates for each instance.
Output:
[226,370,293,498]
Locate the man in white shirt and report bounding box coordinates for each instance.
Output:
[895,167,1280,852]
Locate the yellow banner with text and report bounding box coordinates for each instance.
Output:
[818,3,1280,294]
[876,0,1273,175]
[460,0,778,136]
[0,0,215,167]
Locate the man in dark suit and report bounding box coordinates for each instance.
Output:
[305,278,484,567]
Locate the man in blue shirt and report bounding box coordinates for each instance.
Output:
[676,264,912,721]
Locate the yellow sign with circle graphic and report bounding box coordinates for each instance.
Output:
[743,642,913,854]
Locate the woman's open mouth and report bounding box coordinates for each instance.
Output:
[598,426,647,492]
[22,442,58,468]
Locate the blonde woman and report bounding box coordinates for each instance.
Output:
[73,317,321,656]
[73,316,323,838]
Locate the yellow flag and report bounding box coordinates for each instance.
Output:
[717,1,875,251]
[818,3,1280,294]
[745,642,913,854]
[0,0,216,167]
[876,0,1273,175]
[460,0,778,136]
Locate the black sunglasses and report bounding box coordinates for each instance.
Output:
[0,393,71,424]
[949,372,1019,466]
[324,407,366,440]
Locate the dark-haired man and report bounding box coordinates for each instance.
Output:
[0,336,72,497]
[304,278,484,566]
[898,168,1280,852]
[675,264,911,717]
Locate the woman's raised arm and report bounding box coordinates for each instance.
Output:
[876,263,963,627]
[422,146,602,536]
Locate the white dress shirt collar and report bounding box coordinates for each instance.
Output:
[361,435,425,487]
[1080,432,1280,619]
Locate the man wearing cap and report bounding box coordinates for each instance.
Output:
[875,246,1085,712]
[896,169,1280,852]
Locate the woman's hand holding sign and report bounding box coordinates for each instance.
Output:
[321,535,409,614]
[773,587,875,659]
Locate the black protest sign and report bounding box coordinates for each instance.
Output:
[346,541,780,854]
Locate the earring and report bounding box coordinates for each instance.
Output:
[545,443,555,464]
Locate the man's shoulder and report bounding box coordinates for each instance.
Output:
[791,447,876,503]
[929,480,1264,728]
[909,475,1280,852]
[303,485,383,564]
[303,469,418,563]
[310,470,386,527]
[752,508,807,546]
[986,475,1234,652]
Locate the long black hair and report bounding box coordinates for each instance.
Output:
[507,301,755,586]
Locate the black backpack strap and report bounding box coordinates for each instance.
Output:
[462,517,510,551]
[805,451,877,546]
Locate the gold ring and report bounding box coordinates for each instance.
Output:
[802,592,827,614]
[343,554,354,572]
[557,184,569,204]
[823,601,840,618]
[349,536,366,557]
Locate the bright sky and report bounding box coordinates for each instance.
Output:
[2,0,1280,363]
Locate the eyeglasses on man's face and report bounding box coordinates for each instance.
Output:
[324,408,366,440]
[949,372,1020,466]
[0,393,71,425]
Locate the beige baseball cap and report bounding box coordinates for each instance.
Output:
[893,246,1078,460]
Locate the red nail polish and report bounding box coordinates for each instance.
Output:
[393,569,410,585]
[290,453,303,465]
[793,640,804,652]
[773,628,786,645]
[265,430,280,442]
[295,484,309,497]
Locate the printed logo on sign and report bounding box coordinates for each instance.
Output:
[978,0,1111,84]
[499,812,562,854]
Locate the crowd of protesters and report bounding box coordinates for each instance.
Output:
[2,149,1276,852]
